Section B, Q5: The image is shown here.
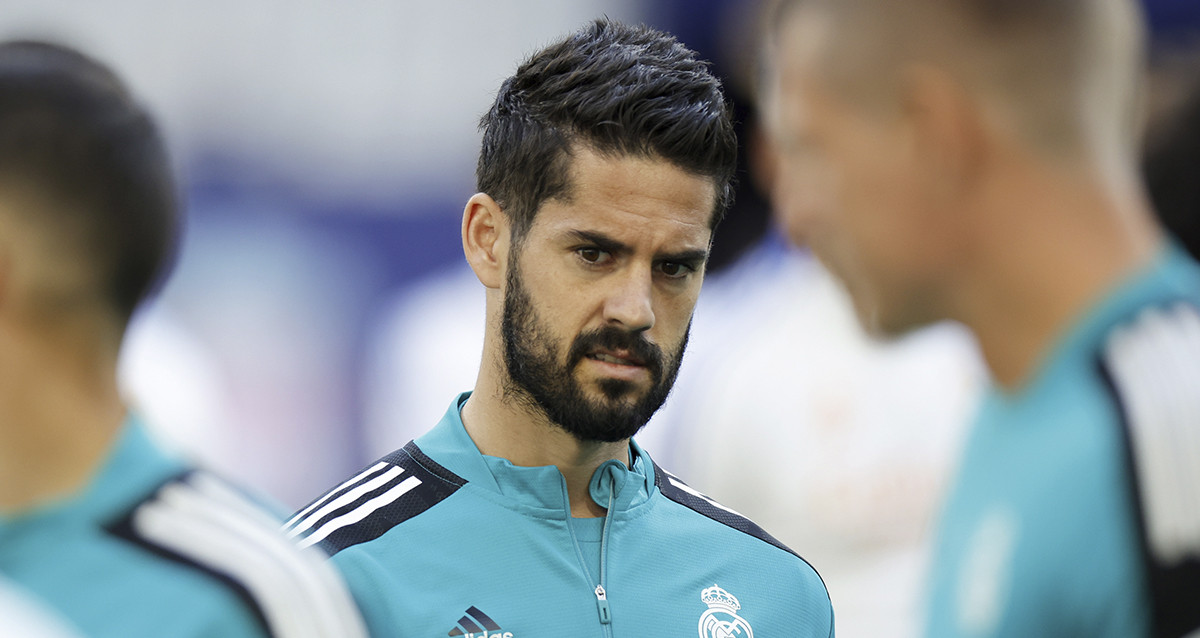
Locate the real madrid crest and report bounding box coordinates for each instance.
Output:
[698,584,754,638]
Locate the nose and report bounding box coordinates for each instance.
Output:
[602,267,655,332]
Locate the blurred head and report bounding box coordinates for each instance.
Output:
[763,0,1148,336]
[473,20,735,442]
[0,41,177,343]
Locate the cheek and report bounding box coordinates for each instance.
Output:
[836,143,930,259]
[652,286,700,342]
[774,154,838,248]
[518,269,587,335]
[814,176,933,317]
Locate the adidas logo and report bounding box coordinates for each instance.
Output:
[447,606,511,638]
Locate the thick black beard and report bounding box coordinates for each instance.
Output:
[500,254,688,443]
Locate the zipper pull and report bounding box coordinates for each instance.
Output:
[594,585,612,624]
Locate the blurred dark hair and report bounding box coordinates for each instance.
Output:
[0,40,177,324]
[477,19,737,241]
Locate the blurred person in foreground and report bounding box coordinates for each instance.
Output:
[287,19,834,637]
[0,576,82,638]
[0,41,366,637]
[641,4,984,637]
[764,0,1200,636]
[651,96,983,638]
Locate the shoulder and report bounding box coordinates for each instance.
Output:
[1099,301,1200,519]
[285,442,466,556]
[1098,301,1200,637]
[652,462,827,584]
[651,464,833,635]
[108,469,367,638]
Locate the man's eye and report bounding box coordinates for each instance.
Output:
[579,248,605,263]
[660,262,693,278]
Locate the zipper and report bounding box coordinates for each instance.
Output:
[594,584,611,623]
[562,472,617,637]
[596,486,614,628]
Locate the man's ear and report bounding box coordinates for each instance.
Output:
[462,193,509,290]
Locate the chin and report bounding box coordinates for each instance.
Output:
[864,304,937,341]
[862,318,907,342]
[592,381,646,405]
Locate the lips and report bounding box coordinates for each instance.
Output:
[568,326,663,380]
[587,350,646,367]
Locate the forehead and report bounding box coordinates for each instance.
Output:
[765,9,839,137]
[777,4,837,72]
[773,4,914,122]
[530,147,716,248]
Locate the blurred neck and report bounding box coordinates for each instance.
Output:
[0,314,126,512]
[956,151,1162,390]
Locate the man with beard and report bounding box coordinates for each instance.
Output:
[288,19,834,638]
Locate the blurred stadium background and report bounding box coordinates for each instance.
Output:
[2,1,1196,636]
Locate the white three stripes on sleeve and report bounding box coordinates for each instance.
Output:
[296,477,422,549]
[285,462,390,530]
[132,473,368,638]
[285,465,405,540]
[1105,303,1200,565]
[283,459,425,550]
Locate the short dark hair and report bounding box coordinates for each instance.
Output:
[477,19,737,240]
[0,40,177,323]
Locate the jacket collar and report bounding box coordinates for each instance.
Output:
[413,392,656,517]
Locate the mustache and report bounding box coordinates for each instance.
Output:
[567,326,665,379]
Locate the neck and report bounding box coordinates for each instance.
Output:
[462,347,629,518]
[0,322,126,512]
[957,156,1162,390]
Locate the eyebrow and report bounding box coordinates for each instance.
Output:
[566,229,710,265]
[662,248,710,266]
[568,230,631,256]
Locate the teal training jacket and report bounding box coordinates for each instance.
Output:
[924,243,1200,638]
[288,393,835,638]
[0,417,367,638]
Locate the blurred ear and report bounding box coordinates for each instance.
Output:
[900,65,985,202]
[462,193,509,290]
